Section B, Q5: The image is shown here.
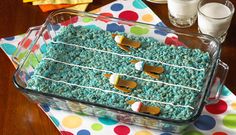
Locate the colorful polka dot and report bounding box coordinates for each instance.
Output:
[142,14,154,22]
[114,125,130,135]
[96,13,113,23]
[91,123,103,131]
[135,130,153,135]
[1,43,17,55]
[130,26,149,35]
[77,129,90,135]
[49,115,59,127]
[52,24,60,31]
[61,16,78,26]
[83,17,93,23]
[90,7,101,13]
[182,130,203,135]
[223,114,236,129]
[133,0,147,9]
[231,101,236,110]
[62,115,82,128]
[4,36,15,41]
[98,117,118,125]
[61,131,73,135]
[205,99,228,114]
[111,3,124,11]
[221,86,231,96]
[40,44,47,54]
[106,23,125,32]
[119,10,139,21]
[213,132,228,135]
[40,103,50,112]
[194,115,216,130]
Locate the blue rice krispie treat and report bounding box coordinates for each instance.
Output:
[28,25,210,120]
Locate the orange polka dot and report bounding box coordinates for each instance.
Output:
[62,115,82,129]
[135,130,153,135]
[231,101,236,110]
[142,14,154,22]
[90,8,101,13]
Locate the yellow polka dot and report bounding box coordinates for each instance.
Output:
[62,115,82,128]
[232,101,236,109]
[142,14,154,22]
[90,8,101,13]
[135,130,153,135]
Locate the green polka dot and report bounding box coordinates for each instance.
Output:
[83,17,93,23]
[182,130,203,135]
[91,123,103,131]
[130,26,149,35]
[76,112,88,116]
[223,114,236,129]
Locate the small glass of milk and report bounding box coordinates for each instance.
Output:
[198,0,235,43]
[167,0,200,28]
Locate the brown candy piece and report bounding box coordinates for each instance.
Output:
[127,100,161,115]
[104,73,137,93]
[113,34,141,50]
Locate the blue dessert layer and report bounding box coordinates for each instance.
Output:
[27,25,210,120]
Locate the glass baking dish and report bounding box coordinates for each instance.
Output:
[12,9,228,133]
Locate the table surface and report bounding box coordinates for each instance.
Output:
[0,0,235,134]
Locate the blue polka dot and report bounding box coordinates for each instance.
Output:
[52,24,60,31]
[40,44,47,54]
[133,0,147,9]
[98,117,118,125]
[4,36,15,41]
[1,43,17,55]
[106,23,125,32]
[40,103,50,112]
[222,86,231,96]
[160,133,172,135]
[49,115,59,127]
[154,22,169,36]
[194,115,216,130]
[77,129,90,135]
[111,3,123,11]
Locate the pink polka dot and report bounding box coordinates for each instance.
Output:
[118,10,138,21]
[114,125,130,135]
[61,16,78,26]
[212,132,228,135]
[205,99,228,114]
[61,131,73,135]
[96,12,113,23]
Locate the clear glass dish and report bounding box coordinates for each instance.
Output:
[12,9,228,133]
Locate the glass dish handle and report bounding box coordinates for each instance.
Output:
[12,26,41,66]
[205,59,229,104]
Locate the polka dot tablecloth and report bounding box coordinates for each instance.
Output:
[1,0,236,134]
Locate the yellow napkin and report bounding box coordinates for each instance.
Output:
[32,0,93,5]
[23,0,37,2]
[66,3,88,11]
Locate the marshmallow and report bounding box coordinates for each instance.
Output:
[135,61,144,71]
[109,73,119,85]
[131,101,143,112]
[114,35,124,44]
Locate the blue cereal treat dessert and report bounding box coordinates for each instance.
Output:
[27,25,210,120]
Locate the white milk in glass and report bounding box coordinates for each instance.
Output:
[198,3,232,38]
[168,0,200,19]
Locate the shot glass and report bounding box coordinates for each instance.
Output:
[198,0,235,43]
[167,0,200,28]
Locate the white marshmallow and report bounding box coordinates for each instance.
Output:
[114,35,124,44]
[109,73,119,85]
[131,101,143,112]
[135,61,144,71]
